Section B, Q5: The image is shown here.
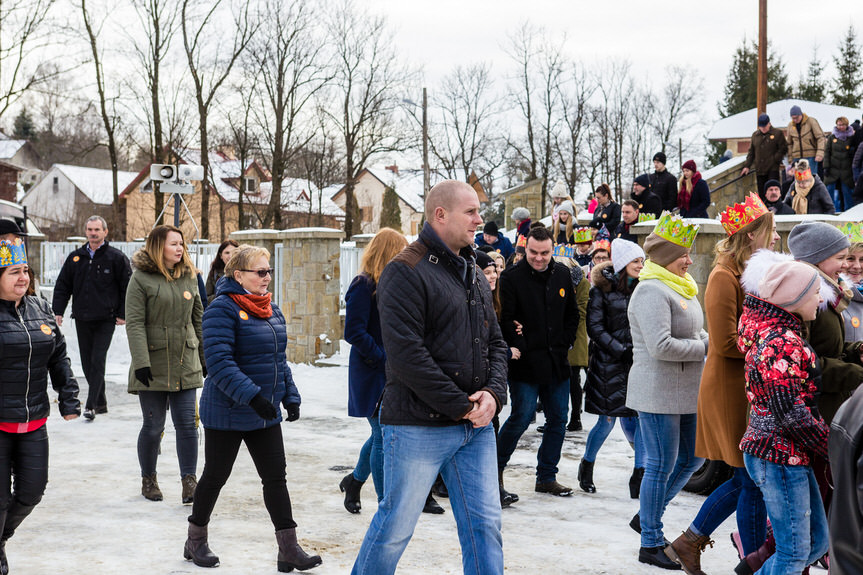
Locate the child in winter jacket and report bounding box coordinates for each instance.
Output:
[738,260,830,575]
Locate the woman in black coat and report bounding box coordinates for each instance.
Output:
[0,239,80,573]
[589,183,621,235]
[677,159,710,218]
[578,239,646,497]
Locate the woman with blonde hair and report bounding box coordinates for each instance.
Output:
[339,228,414,513]
[126,225,203,504]
[552,201,577,245]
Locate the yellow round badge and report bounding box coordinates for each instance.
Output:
[238,310,249,320]
[73,256,80,262]
[680,300,688,310]
[853,317,861,328]
[559,288,565,297]
[40,324,52,335]
[183,291,192,300]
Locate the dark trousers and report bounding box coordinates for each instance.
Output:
[190,425,296,530]
[569,366,583,424]
[756,171,780,204]
[75,319,115,411]
[0,426,48,541]
[137,389,198,477]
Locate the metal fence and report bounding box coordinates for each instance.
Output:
[40,241,220,287]
[339,241,363,308]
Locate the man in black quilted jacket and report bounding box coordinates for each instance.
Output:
[351,180,508,575]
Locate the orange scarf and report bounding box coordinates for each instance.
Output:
[229,292,273,319]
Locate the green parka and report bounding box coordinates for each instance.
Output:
[125,249,204,393]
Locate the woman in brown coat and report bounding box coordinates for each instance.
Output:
[665,195,778,573]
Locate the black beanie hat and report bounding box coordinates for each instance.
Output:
[763,179,781,191]
[475,250,495,271]
[634,174,651,189]
[483,221,499,237]
[653,152,667,165]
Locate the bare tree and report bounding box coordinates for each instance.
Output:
[294,111,344,226]
[591,60,635,200]
[247,0,329,229]
[222,79,263,231]
[326,0,412,237]
[80,0,124,234]
[649,65,704,168]
[554,61,594,201]
[181,0,256,240]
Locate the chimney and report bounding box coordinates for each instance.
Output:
[385,164,399,175]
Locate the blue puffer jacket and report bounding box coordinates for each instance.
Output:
[200,276,300,431]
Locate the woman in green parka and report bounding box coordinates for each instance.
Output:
[126,225,204,504]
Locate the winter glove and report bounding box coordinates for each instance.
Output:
[135,367,153,387]
[285,403,300,422]
[201,365,208,379]
[249,394,277,420]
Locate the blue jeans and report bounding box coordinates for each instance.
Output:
[353,415,384,501]
[690,466,766,555]
[497,378,569,482]
[827,181,856,212]
[584,416,645,468]
[744,454,829,574]
[638,412,703,548]
[351,422,503,575]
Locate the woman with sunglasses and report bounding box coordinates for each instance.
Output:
[184,244,321,572]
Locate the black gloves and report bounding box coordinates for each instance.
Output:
[249,394,277,420]
[285,403,300,422]
[135,367,153,387]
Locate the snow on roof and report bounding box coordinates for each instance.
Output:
[708,99,862,140]
[55,164,138,205]
[366,165,427,212]
[258,178,345,216]
[0,140,26,159]
[701,154,747,180]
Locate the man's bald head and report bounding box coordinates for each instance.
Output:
[425,180,476,222]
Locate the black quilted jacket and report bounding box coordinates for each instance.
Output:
[0,296,80,422]
[376,223,508,426]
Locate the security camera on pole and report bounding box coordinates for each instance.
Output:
[149,163,204,232]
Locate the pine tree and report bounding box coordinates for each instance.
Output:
[719,38,792,117]
[796,46,826,102]
[12,108,37,141]
[379,185,402,232]
[832,25,862,107]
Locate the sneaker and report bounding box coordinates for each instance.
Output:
[535,480,573,496]
[83,408,96,421]
[639,545,681,570]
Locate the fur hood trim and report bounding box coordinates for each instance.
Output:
[131,249,161,273]
[590,261,616,292]
[740,249,794,296]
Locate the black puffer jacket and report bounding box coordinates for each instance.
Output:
[0,296,80,422]
[376,223,508,426]
[52,242,132,321]
[500,256,579,385]
[584,262,636,417]
[829,385,863,574]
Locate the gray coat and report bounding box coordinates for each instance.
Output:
[625,278,708,414]
[842,287,863,343]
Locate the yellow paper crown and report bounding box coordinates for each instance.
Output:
[837,221,863,243]
[638,212,657,223]
[574,227,593,243]
[719,193,770,236]
[651,211,699,248]
[0,238,27,268]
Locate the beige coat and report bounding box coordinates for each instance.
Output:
[786,114,825,160]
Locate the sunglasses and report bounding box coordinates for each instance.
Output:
[240,268,274,277]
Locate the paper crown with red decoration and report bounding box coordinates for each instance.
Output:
[652,211,699,248]
[574,227,593,243]
[591,239,611,254]
[837,221,863,243]
[719,193,770,236]
[0,238,27,268]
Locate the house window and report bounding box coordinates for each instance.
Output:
[52,176,59,193]
[244,177,256,193]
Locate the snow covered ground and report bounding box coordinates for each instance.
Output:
[15,311,752,574]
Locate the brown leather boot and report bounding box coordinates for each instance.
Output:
[181,474,197,505]
[276,528,322,572]
[141,474,163,501]
[665,527,713,575]
[183,521,219,568]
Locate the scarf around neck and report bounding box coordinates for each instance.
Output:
[833,125,855,141]
[230,292,273,319]
[791,176,814,215]
[639,258,699,299]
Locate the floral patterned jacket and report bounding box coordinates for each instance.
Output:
[738,295,829,465]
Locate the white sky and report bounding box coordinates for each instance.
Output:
[363,0,859,124]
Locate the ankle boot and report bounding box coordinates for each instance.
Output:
[338,473,364,514]
[182,474,197,505]
[639,545,681,570]
[184,521,219,568]
[276,528,322,572]
[734,536,775,575]
[422,492,445,514]
[142,473,163,501]
[629,467,645,499]
[498,469,518,505]
[432,474,449,498]
[665,527,713,575]
[577,459,596,493]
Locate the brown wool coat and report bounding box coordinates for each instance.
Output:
[695,257,747,467]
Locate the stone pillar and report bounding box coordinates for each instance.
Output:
[351,233,375,249]
[229,229,283,259]
[276,228,344,363]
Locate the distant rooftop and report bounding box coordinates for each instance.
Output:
[708,99,862,141]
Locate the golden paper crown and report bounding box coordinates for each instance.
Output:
[574,227,593,243]
[837,221,863,243]
[652,211,699,248]
[0,238,27,268]
[719,193,770,236]
[553,244,575,258]
[591,239,611,254]
[638,212,657,223]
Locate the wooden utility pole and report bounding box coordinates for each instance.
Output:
[757,0,768,115]
[422,87,430,195]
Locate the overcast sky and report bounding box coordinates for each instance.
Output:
[364,0,859,125]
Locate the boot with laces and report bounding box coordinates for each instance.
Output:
[665,527,713,575]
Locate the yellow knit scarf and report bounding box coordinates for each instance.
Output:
[639,259,699,299]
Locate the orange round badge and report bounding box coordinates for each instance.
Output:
[183,291,192,300]
[680,300,688,310]
[40,324,52,335]
[853,317,861,328]
[73,256,80,262]
[559,288,565,297]
[238,310,249,320]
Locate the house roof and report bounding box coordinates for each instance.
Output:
[707,99,862,141]
[500,177,544,197]
[258,178,344,216]
[0,140,27,160]
[53,164,139,205]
